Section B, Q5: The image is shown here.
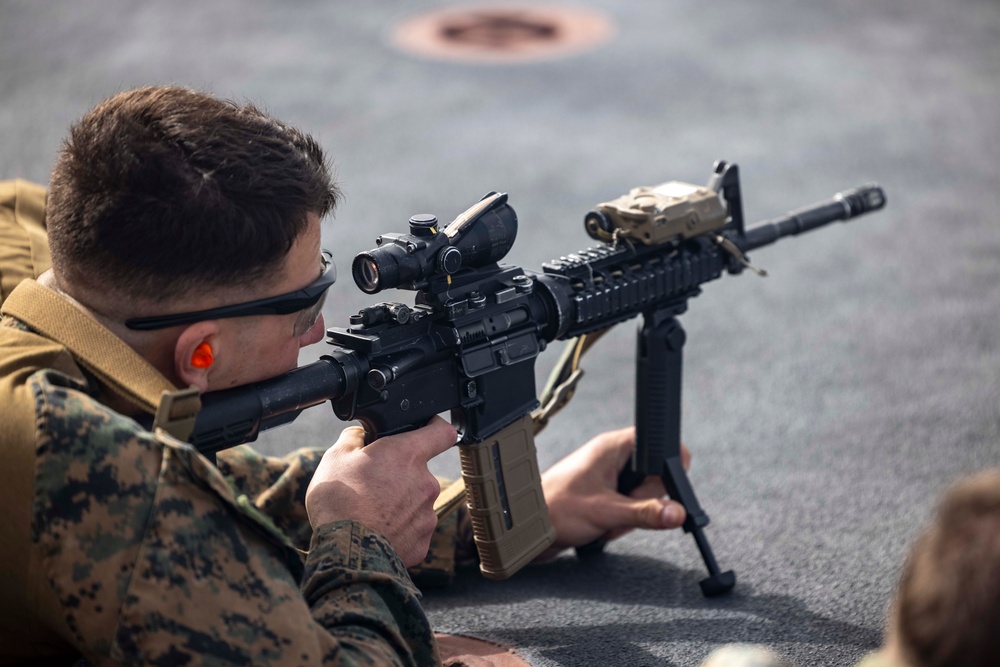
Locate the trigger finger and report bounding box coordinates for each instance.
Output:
[333,425,367,451]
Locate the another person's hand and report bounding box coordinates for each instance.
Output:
[305,416,457,567]
[537,426,691,561]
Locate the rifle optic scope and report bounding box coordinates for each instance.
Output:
[352,192,518,294]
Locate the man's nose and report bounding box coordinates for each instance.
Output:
[299,313,325,347]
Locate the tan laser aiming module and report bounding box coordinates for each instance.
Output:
[584,180,729,245]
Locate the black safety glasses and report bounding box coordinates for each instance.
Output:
[125,250,335,334]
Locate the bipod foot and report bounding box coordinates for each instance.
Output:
[699,570,736,597]
[690,524,735,597]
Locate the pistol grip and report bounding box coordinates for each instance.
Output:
[459,414,556,580]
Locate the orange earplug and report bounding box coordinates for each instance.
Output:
[191,342,214,369]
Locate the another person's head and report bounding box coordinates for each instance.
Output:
[45,86,340,389]
[884,468,1000,667]
[699,644,792,667]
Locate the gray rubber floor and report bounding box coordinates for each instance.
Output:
[3,1,999,665]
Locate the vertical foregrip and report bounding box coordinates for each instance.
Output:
[635,312,735,595]
[635,315,709,530]
[458,414,556,580]
[634,319,683,475]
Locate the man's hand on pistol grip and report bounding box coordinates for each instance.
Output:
[306,416,458,567]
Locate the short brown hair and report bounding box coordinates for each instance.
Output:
[893,468,1000,667]
[46,86,339,301]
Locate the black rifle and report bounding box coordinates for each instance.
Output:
[189,160,885,593]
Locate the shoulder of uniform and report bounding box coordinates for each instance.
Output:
[29,370,304,565]
[0,318,87,386]
[23,366,98,427]
[0,179,51,305]
[29,366,160,499]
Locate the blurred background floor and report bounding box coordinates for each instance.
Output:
[3,1,999,664]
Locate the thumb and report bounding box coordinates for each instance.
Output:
[610,497,687,531]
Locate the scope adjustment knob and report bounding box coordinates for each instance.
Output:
[438,246,463,275]
[409,214,439,236]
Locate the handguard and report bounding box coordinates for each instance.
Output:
[459,414,555,580]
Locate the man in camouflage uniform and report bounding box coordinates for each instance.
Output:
[0,87,690,666]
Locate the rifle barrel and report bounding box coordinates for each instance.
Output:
[739,183,885,252]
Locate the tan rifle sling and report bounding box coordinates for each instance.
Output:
[1,280,201,441]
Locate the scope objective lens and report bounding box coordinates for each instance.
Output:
[355,256,380,294]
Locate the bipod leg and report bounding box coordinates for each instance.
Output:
[666,457,736,596]
[636,311,735,597]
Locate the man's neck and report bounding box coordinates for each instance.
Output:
[37,270,183,393]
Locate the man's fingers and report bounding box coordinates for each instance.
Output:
[605,426,637,471]
[660,500,686,528]
[629,475,668,501]
[369,415,457,461]
[339,416,457,461]
[333,424,367,452]
[415,415,458,460]
[599,429,690,476]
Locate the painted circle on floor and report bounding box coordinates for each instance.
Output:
[390,5,615,63]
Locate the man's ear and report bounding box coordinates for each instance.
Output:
[174,321,221,392]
